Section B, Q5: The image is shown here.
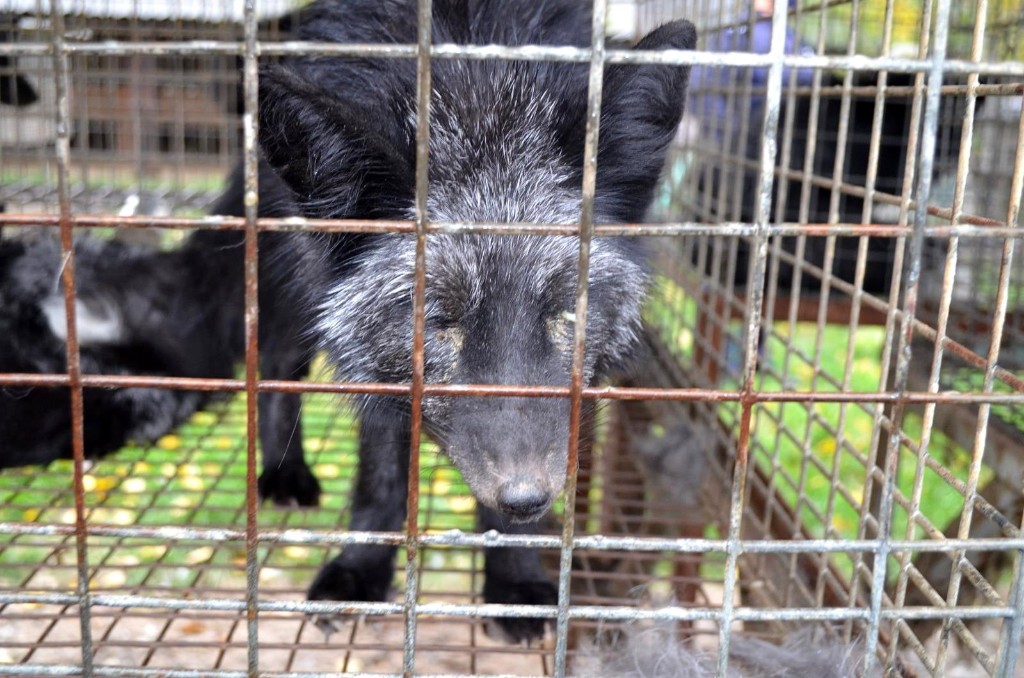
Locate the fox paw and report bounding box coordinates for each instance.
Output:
[258,463,321,508]
[307,558,393,636]
[482,578,558,645]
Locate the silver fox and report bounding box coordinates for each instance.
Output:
[245,0,696,642]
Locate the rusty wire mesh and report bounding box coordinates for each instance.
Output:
[0,0,1023,676]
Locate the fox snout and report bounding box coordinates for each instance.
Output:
[469,452,563,523]
[440,397,569,523]
[496,477,555,522]
[477,465,560,523]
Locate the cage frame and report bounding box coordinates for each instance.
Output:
[0,0,1022,676]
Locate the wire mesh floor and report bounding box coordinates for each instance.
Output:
[0,391,723,674]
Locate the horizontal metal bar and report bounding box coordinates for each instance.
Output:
[0,40,1022,75]
[1,372,1021,405]
[2,372,1022,404]
[0,593,1013,624]
[789,82,1024,99]
[0,667,542,678]
[4,212,1019,237]
[3,522,1023,556]
[0,213,418,234]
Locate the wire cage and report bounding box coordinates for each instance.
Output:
[0,0,1022,676]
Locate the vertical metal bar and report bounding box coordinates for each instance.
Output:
[862,0,953,671]
[240,0,261,674]
[813,164,891,635]
[761,0,824,548]
[999,546,1024,678]
[934,51,1010,678]
[553,0,607,675]
[772,47,820,613]
[888,0,988,667]
[814,0,868,608]
[728,10,757,226]
[716,0,788,674]
[46,1,95,675]
[847,0,898,641]
[130,38,144,202]
[404,0,433,675]
[984,74,1024,678]
[761,0,817,404]
[770,3,802,228]
[791,0,861,607]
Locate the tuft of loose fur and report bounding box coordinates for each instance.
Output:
[729,630,878,677]
[573,622,881,678]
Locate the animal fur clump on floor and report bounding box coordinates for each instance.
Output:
[572,622,880,677]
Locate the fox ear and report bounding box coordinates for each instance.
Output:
[597,20,696,220]
[257,66,413,218]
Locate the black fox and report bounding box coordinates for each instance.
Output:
[0,234,222,467]
[0,226,322,508]
[241,0,695,642]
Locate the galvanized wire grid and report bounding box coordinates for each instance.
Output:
[0,0,1023,676]
[652,0,1024,676]
[0,6,294,217]
[0,396,715,674]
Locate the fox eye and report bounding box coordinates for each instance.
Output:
[435,326,465,350]
[546,311,575,351]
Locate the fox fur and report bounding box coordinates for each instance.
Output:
[573,623,882,677]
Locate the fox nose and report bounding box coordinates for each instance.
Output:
[497,481,550,520]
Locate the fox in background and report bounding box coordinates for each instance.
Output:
[0,225,321,508]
